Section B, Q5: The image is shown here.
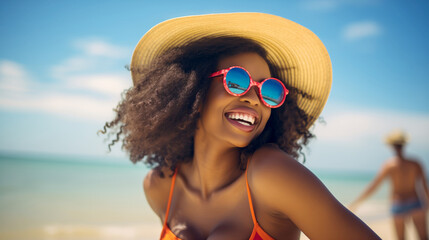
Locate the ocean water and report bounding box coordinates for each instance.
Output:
[313,170,390,223]
[0,153,161,240]
[0,153,389,240]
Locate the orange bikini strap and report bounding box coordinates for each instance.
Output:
[163,167,178,227]
[245,159,258,224]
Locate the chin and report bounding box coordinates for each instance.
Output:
[227,131,263,149]
[230,139,253,148]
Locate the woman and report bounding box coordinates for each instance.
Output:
[350,130,428,240]
[103,13,380,239]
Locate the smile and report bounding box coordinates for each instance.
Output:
[224,108,259,133]
[226,112,256,126]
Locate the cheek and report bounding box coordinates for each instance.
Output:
[200,83,231,124]
[257,109,271,134]
[203,81,232,112]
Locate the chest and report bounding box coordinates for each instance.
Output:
[163,185,300,240]
[166,187,255,240]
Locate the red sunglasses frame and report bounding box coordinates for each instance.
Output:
[209,66,289,108]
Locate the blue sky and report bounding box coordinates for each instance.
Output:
[0,0,428,172]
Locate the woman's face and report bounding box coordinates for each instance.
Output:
[198,52,272,148]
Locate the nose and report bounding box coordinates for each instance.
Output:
[239,87,260,106]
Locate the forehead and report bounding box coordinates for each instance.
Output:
[217,52,271,77]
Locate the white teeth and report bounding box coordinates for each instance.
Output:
[240,121,251,126]
[227,113,256,125]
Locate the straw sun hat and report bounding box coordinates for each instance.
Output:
[385,130,409,146]
[131,12,332,127]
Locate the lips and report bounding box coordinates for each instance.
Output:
[225,107,259,132]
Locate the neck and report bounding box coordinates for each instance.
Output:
[394,146,404,159]
[183,126,243,200]
[395,151,404,159]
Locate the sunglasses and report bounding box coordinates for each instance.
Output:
[209,66,288,108]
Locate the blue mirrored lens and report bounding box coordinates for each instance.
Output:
[261,79,285,106]
[226,68,250,94]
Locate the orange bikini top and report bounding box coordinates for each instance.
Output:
[159,165,275,240]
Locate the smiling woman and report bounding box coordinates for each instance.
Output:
[101,13,381,239]
[105,35,311,171]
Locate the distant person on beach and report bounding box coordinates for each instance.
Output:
[350,130,429,240]
[102,13,380,239]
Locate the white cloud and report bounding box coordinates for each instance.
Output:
[305,107,429,172]
[0,60,32,93]
[343,21,382,41]
[65,74,131,96]
[73,38,129,58]
[51,56,96,77]
[314,108,429,148]
[0,93,117,121]
[0,70,123,121]
[0,38,131,122]
[51,39,130,78]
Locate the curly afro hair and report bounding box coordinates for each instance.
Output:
[101,36,314,173]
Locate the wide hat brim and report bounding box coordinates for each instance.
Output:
[385,130,409,145]
[131,12,332,128]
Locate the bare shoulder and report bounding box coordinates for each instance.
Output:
[247,144,328,211]
[248,143,316,182]
[406,158,425,172]
[143,167,174,217]
[248,145,380,238]
[143,167,171,194]
[248,144,307,180]
[382,158,397,171]
[407,158,423,166]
